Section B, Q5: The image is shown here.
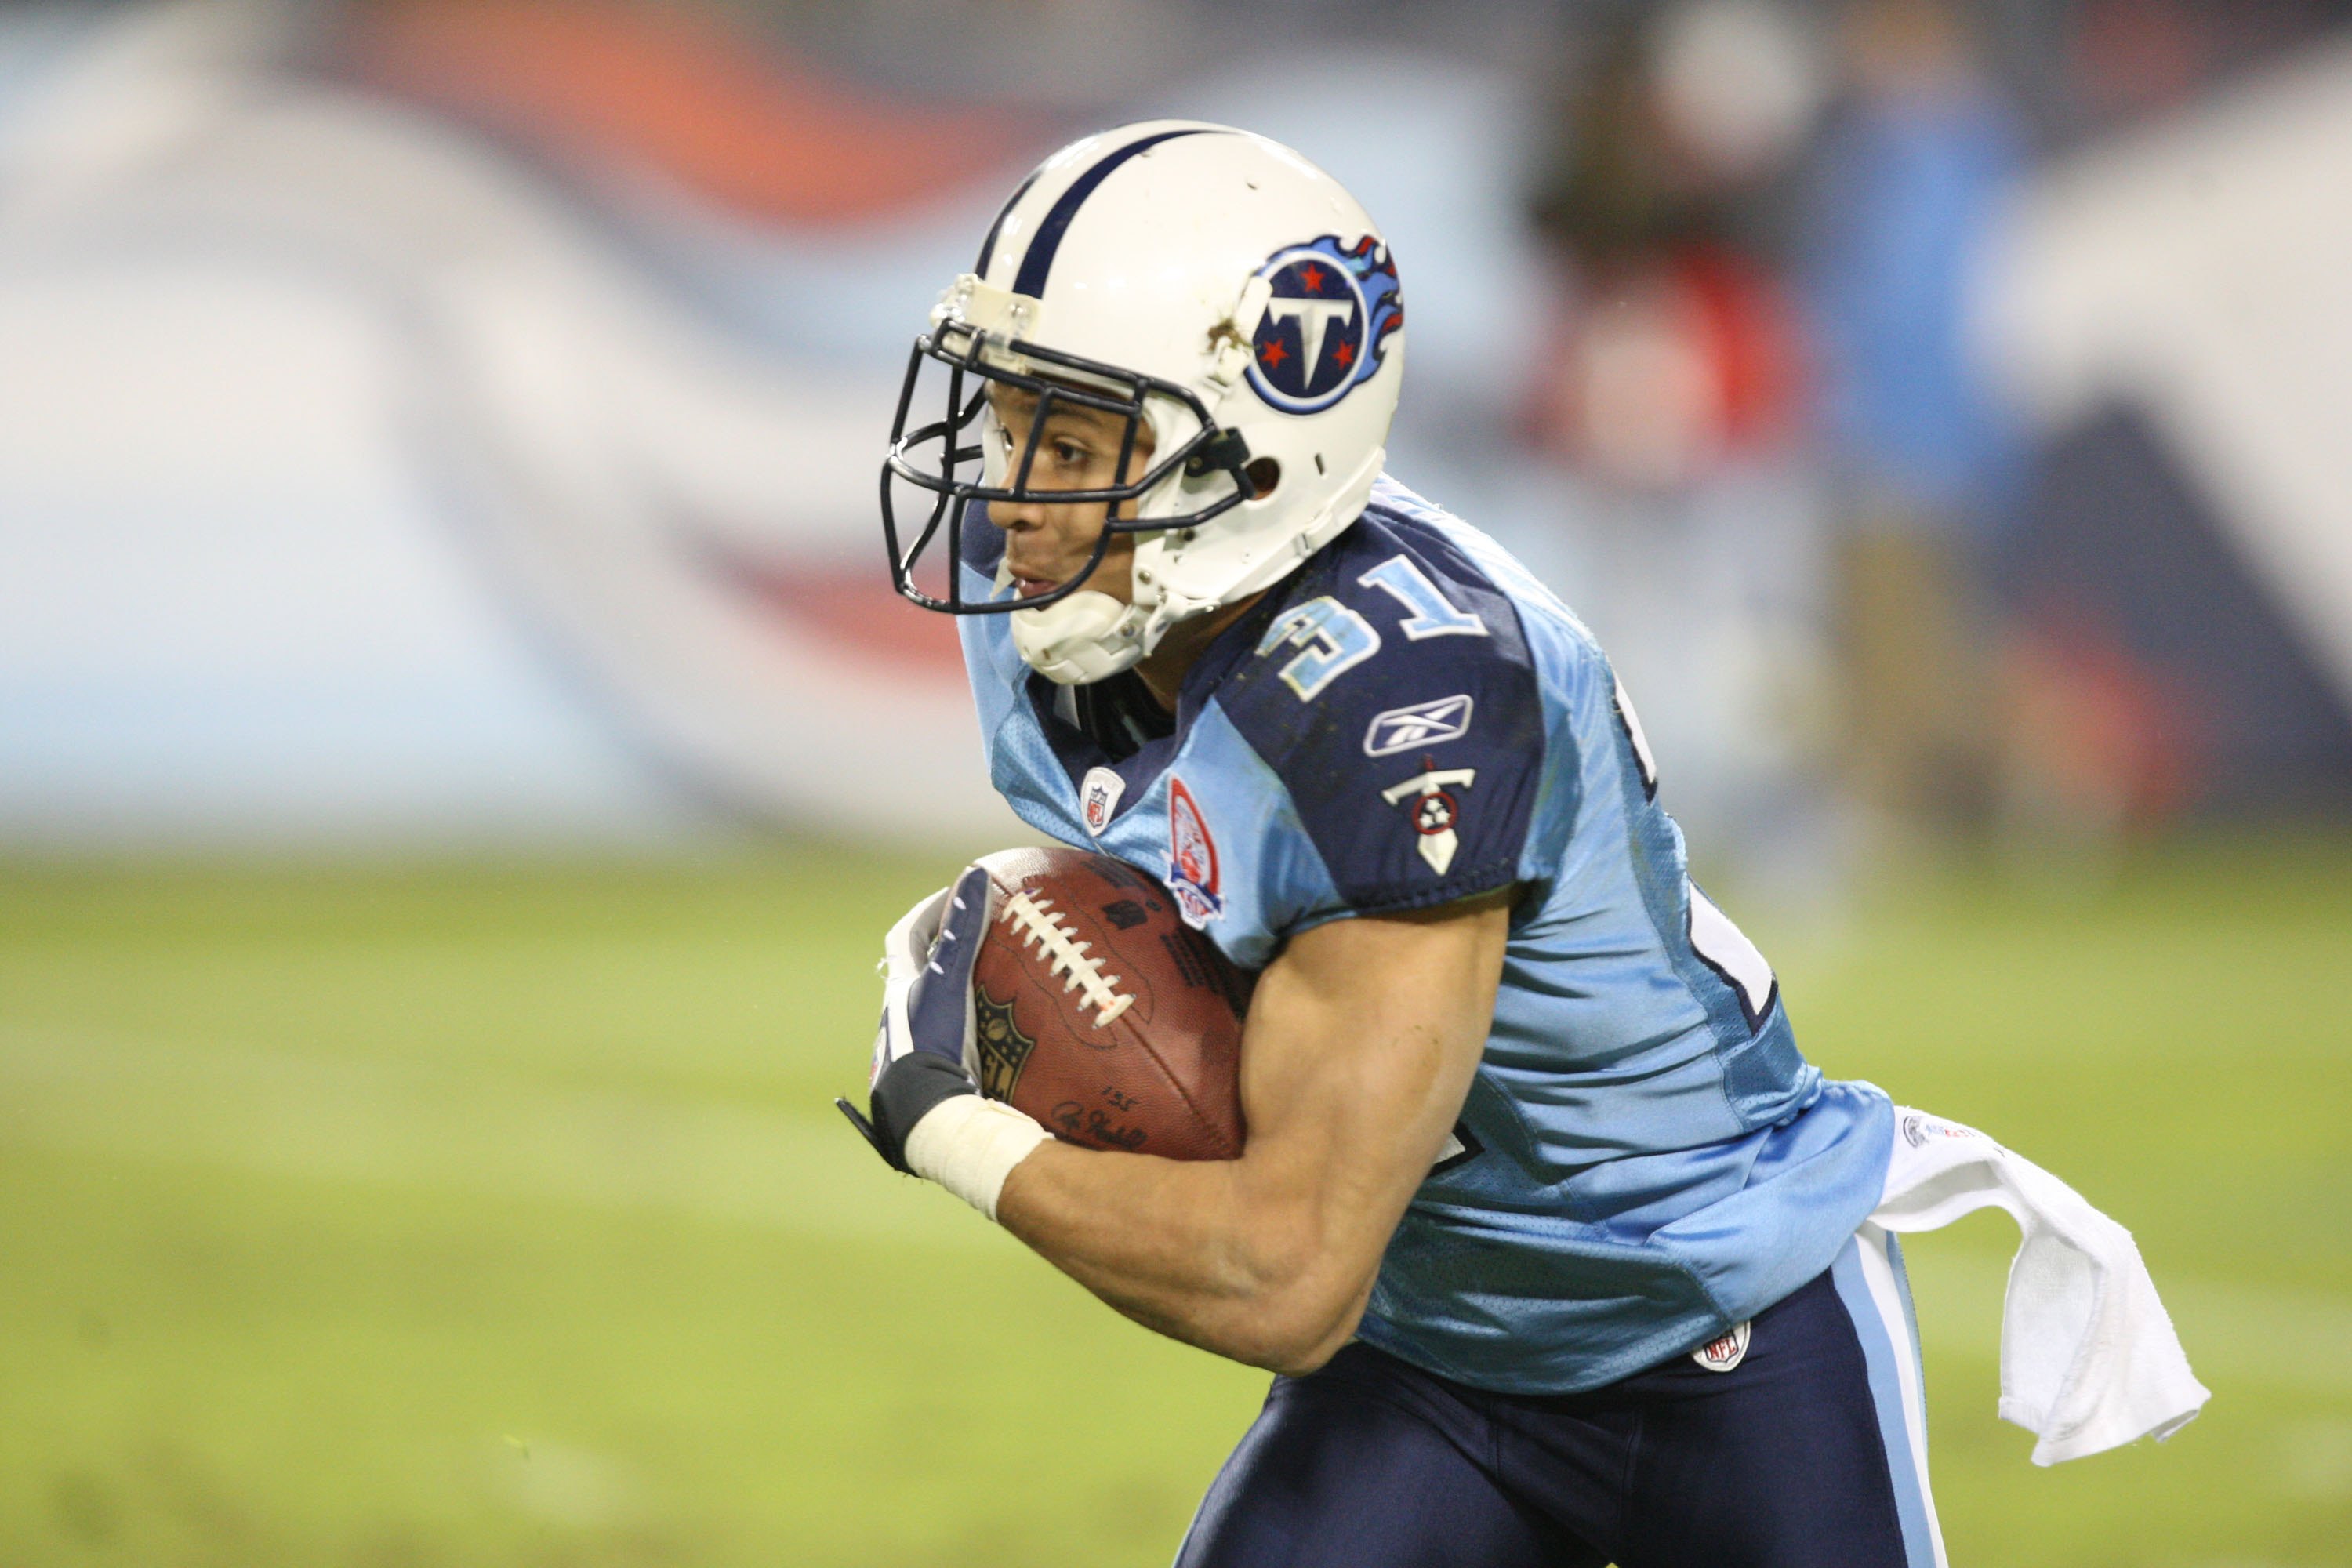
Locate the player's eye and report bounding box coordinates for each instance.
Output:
[1051,438,1089,467]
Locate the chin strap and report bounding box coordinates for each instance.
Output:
[1011,589,1151,684]
[1004,447,1385,687]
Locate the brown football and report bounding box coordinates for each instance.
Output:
[968,845,1250,1160]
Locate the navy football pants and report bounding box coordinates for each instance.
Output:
[1175,1230,1944,1568]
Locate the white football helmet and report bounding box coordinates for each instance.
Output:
[881,121,1406,684]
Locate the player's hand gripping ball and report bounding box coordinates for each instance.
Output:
[967,846,1250,1160]
[837,846,1250,1207]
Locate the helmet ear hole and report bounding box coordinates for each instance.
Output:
[1244,456,1281,499]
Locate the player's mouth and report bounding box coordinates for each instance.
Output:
[1006,558,1081,599]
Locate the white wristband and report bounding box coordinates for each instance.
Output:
[902,1095,1051,1221]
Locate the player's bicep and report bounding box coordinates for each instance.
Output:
[1235,891,1512,1258]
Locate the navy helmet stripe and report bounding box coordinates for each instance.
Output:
[1011,128,1220,299]
[974,165,1044,276]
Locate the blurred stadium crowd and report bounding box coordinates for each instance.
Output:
[2,0,2349,877]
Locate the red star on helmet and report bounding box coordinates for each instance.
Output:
[1300,265,1326,293]
[1258,336,1290,370]
[1332,339,1356,368]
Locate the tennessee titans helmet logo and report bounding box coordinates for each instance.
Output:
[1245,234,1403,415]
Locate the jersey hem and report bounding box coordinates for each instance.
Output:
[1339,857,1523,918]
[1353,1296,1745,1399]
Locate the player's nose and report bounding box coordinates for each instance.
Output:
[986,495,1044,532]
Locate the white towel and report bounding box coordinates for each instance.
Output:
[1868,1107,2211,1466]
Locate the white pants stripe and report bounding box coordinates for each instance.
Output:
[1831,1224,1949,1568]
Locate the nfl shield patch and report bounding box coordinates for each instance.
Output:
[1692,1320,1751,1373]
[1080,766,1125,837]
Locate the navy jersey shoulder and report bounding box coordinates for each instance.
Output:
[1213,491,1555,916]
[959,499,1006,575]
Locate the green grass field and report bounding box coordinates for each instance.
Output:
[1,837,2347,1566]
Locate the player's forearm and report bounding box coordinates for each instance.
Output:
[994,1140,1371,1374]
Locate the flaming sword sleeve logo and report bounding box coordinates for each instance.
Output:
[1380,764,1478,875]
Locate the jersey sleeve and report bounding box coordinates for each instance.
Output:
[1214,518,1557,920]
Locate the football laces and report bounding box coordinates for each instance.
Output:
[999,889,1135,1027]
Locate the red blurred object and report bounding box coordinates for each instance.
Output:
[348,0,1044,227]
[699,546,966,679]
[2004,608,2209,829]
[1526,245,1805,488]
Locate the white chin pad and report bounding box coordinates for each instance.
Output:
[1011,590,1147,684]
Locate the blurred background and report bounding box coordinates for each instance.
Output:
[1,0,2347,1563]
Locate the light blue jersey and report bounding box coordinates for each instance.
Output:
[959,476,1893,1395]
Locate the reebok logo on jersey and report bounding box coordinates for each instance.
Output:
[1363,694,1475,757]
[1381,765,1477,875]
[1693,1321,1751,1373]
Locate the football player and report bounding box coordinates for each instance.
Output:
[844,123,1940,1566]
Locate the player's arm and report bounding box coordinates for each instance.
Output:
[994,889,1509,1375]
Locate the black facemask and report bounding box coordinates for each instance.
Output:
[879,319,1254,615]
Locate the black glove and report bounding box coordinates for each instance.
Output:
[837,866,992,1171]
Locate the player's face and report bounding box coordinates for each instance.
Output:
[985,383,1157,604]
